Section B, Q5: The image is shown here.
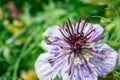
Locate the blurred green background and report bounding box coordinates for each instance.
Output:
[0,0,120,80]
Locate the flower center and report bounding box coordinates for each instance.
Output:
[59,17,95,53]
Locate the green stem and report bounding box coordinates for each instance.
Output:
[12,26,41,80]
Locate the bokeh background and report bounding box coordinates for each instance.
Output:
[0,0,120,80]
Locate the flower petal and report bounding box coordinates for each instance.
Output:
[90,44,117,77]
[41,41,61,53]
[35,52,65,80]
[78,64,98,80]
[59,53,97,80]
[71,66,81,80]
[41,40,70,53]
[87,24,104,42]
[75,22,103,42]
[60,53,75,80]
[43,26,63,38]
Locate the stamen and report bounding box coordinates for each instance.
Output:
[78,53,92,73]
[66,22,72,36]
[68,54,71,65]
[48,59,55,66]
[65,55,75,75]
[89,48,107,59]
[92,34,104,42]
[84,36,91,41]
[59,17,103,53]
[77,16,81,35]
[80,16,88,35]
[85,29,95,38]
[83,57,93,73]
[59,29,68,40]
[65,69,71,75]
[46,40,52,44]
[74,22,76,27]
[67,18,74,34]
[48,52,69,66]
[63,39,71,46]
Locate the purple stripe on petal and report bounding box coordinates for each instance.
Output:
[89,44,117,77]
[78,64,97,80]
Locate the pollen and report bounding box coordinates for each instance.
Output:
[74,57,82,65]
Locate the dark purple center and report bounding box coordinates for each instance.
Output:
[59,17,95,52]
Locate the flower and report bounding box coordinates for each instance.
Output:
[35,17,117,80]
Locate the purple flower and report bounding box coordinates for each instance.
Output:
[35,17,117,80]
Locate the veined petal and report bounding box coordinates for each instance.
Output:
[87,24,104,42]
[78,64,97,80]
[35,52,65,80]
[35,53,53,80]
[90,44,117,77]
[60,53,75,80]
[43,26,63,38]
[71,66,81,80]
[41,40,70,53]
[41,41,61,53]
